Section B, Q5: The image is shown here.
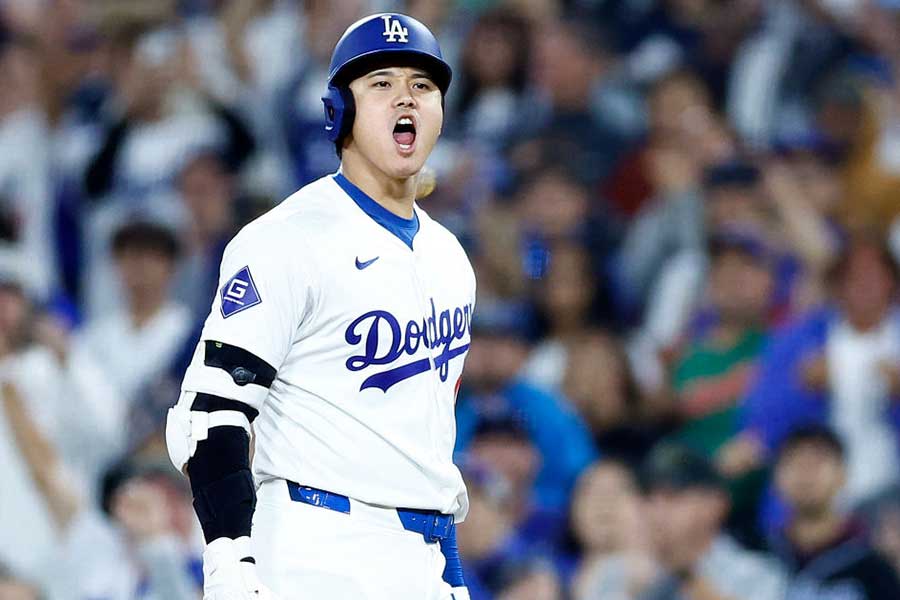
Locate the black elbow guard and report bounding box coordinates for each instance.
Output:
[187,426,256,543]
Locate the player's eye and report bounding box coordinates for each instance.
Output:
[413,81,433,91]
[373,80,391,88]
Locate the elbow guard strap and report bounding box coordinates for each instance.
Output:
[166,393,256,472]
[188,426,256,543]
[440,524,465,587]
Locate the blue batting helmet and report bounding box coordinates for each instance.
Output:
[322,13,452,148]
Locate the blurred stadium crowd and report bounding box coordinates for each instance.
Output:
[4,0,900,598]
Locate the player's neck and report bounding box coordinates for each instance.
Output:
[340,154,417,219]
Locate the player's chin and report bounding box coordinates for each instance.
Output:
[383,147,427,178]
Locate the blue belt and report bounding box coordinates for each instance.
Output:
[285,481,454,543]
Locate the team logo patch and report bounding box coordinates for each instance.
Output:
[381,15,409,43]
[220,266,261,318]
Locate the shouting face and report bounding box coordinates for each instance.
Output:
[346,66,443,179]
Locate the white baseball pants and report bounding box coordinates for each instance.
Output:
[252,479,455,599]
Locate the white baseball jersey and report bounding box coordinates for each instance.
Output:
[179,172,474,519]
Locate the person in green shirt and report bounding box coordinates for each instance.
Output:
[669,230,776,545]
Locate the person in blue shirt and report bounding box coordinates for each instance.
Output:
[723,234,900,522]
[456,427,566,600]
[456,307,598,512]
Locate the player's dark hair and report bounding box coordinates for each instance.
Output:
[111,221,181,261]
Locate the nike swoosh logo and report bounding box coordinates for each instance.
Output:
[355,256,380,270]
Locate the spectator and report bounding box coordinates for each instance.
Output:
[79,20,257,315]
[474,166,619,307]
[186,0,303,110]
[457,311,597,512]
[448,10,538,150]
[517,167,593,245]
[523,19,633,185]
[0,276,119,583]
[570,460,659,600]
[458,419,566,599]
[94,459,203,600]
[83,26,255,205]
[771,425,900,599]
[664,231,775,543]
[740,234,900,505]
[603,70,726,219]
[0,32,57,300]
[172,150,242,319]
[561,330,667,462]
[762,137,844,287]
[614,147,712,328]
[0,376,80,587]
[670,231,773,457]
[43,457,206,600]
[523,241,605,390]
[627,160,803,398]
[77,221,192,434]
[184,0,303,197]
[639,444,786,600]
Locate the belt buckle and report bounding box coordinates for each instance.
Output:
[426,513,454,543]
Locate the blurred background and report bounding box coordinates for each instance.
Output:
[3,0,900,598]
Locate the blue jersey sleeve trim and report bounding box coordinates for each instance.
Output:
[333,173,419,250]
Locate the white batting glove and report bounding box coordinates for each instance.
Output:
[450,587,470,600]
[203,537,279,600]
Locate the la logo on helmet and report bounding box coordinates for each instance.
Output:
[381,16,409,43]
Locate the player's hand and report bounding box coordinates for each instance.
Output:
[203,537,280,600]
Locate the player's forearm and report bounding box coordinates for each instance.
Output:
[187,425,256,543]
[169,389,272,597]
[169,341,274,542]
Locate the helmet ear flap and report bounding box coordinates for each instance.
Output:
[322,84,356,150]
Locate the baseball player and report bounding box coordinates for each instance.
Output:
[166,13,474,600]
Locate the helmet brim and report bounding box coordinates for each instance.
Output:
[329,48,452,95]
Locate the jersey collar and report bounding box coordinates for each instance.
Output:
[333,172,420,250]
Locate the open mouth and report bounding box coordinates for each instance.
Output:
[393,116,416,152]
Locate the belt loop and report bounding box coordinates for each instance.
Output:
[423,515,435,542]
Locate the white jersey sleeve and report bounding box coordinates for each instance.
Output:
[180,223,317,412]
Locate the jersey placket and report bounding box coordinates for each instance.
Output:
[408,241,450,467]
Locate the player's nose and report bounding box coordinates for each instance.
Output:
[394,87,416,108]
